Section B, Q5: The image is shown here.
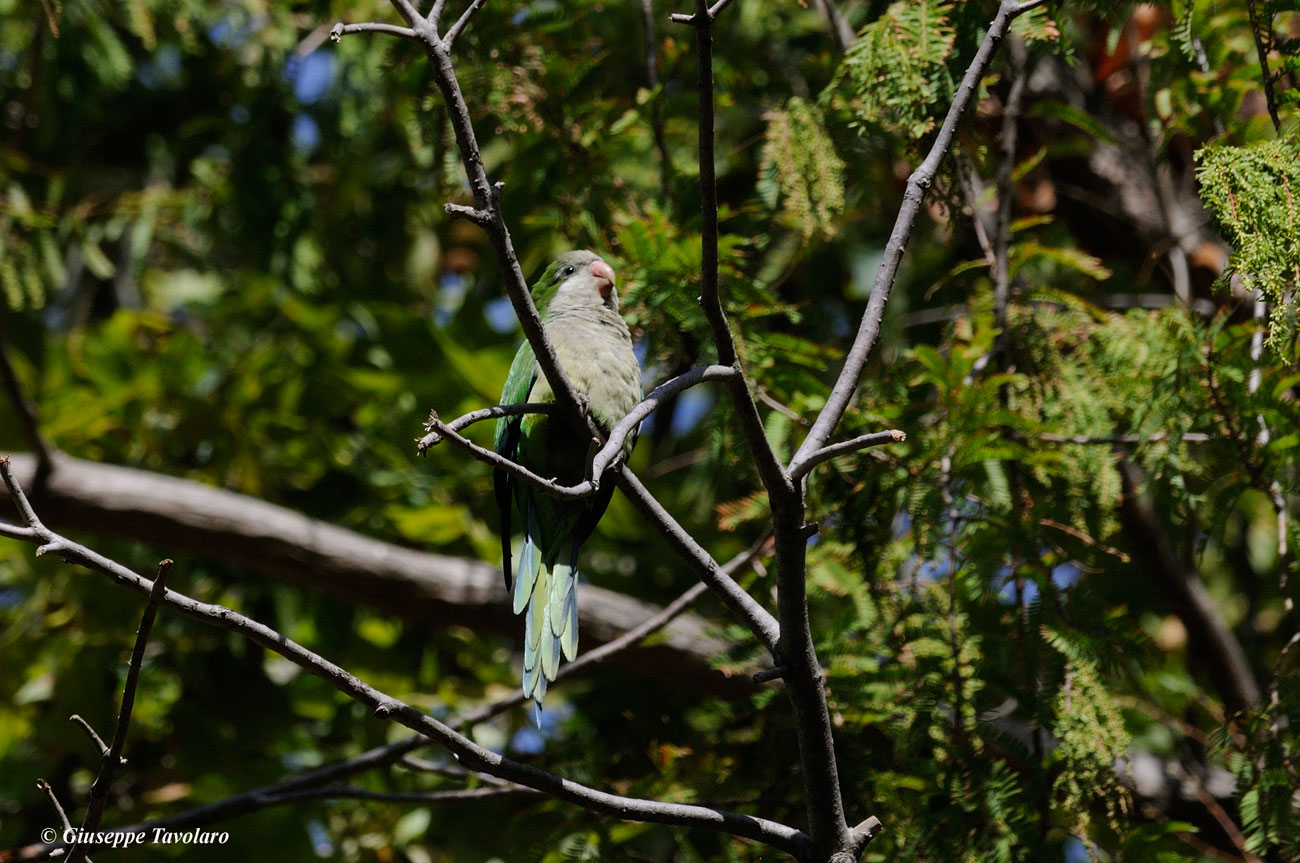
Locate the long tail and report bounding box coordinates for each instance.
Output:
[514,508,579,724]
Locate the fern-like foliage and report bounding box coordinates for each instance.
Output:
[758,97,846,241]
[1197,136,1300,348]
[1049,658,1133,840]
[825,0,956,142]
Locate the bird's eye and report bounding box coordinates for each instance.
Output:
[561,265,576,277]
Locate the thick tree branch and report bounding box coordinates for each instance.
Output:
[788,0,1047,478]
[0,451,739,693]
[1,461,807,858]
[66,560,172,863]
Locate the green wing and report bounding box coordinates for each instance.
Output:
[493,339,538,591]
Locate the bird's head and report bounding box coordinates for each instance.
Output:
[533,250,620,314]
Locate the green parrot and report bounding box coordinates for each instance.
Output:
[493,250,642,720]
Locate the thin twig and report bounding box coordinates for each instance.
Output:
[69,715,109,757]
[940,452,969,751]
[417,403,556,451]
[329,21,418,42]
[0,454,44,530]
[587,365,734,481]
[422,417,600,500]
[398,756,508,785]
[1244,0,1282,133]
[443,0,489,49]
[788,0,1047,478]
[790,430,906,480]
[67,559,173,863]
[36,779,73,832]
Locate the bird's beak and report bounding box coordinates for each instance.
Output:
[590,259,616,301]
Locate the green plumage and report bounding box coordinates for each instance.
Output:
[494,250,642,722]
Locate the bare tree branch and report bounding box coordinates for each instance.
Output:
[66,560,173,863]
[1244,0,1282,133]
[329,21,418,42]
[588,364,734,480]
[69,715,109,758]
[790,430,906,481]
[670,2,858,852]
[442,0,488,49]
[1,460,807,857]
[36,779,73,833]
[417,402,556,448]
[22,551,760,861]
[788,0,1048,479]
[640,0,672,202]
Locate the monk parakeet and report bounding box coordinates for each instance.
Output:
[494,250,642,719]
